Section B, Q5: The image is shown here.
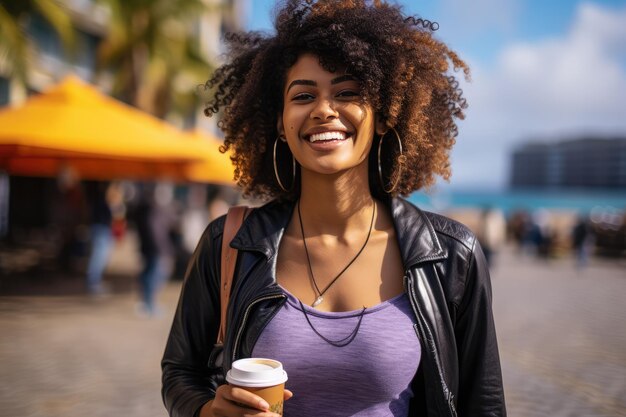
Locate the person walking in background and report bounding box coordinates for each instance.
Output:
[85,181,113,295]
[134,183,176,317]
[531,209,555,258]
[85,181,126,296]
[54,166,88,272]
[174,185,210,280]
[572,213,594,269]
[476,206,506,266]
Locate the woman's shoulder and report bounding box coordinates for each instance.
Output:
[421,210,477,252]
[395,197,477,252]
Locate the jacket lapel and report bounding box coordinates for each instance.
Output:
[230,197,448,268]
[230,200,294,258]
[390,198,447,268]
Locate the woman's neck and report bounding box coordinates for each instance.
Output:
[297,165,375,237]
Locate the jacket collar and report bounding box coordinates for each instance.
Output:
[231,197,447,268]
[389,197,447,266]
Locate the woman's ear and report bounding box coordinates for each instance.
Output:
[375,113,387,136]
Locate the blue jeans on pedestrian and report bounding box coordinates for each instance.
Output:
[86,224,113,293]
[139,254,166,314]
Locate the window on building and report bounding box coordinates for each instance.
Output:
[27,13,102,80]
[28,13,65,64]
[73,29,100,79]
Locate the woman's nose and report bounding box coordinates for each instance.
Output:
[310,98,338,120]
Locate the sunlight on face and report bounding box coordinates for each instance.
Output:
[279,53,380,177]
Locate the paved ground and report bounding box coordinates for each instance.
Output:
[491,250,626,417]
[0,245,624,417]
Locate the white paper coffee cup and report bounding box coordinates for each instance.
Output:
[226,358,288,415]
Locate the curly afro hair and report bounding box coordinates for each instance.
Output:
[204,0,469,201]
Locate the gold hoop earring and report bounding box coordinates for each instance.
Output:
[273,136,296,192]
[377,128,404,194]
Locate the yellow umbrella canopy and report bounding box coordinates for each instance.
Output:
[0,76,201,180]
[180,129,235,185]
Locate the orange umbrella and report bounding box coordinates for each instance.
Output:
[179,129,235,185]
[0,76,201,180]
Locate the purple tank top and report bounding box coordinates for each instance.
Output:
[251,287,421,417]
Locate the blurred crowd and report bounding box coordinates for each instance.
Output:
[446,204,626,268]
[506,207,626,260]
[0,172,241,316]
[1,173,624,312]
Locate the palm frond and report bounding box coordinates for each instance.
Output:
[0,4,29,84]
[32,0,75,51]
[94,0,225,117]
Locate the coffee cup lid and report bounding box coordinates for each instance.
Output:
[226,358,288,387]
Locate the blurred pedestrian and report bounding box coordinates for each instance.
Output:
[508,209,531,250]
[572,214,594,268]
[85,181,112,295]
[476,206,506,266]
[54,166,88,271]
[85,181,126,296]
[529,209,553,258]
[174,185,209,280]
[134,183,176,317]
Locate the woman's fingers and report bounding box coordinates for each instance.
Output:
[283,389,293,401]
[210,385,280,417]
[223,386,270,411]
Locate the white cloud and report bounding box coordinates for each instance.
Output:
[449,2,626,188]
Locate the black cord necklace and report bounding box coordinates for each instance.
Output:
[297,200,376,307]
[298,300,366,347]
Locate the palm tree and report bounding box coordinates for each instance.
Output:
[0,0,74,86]
[96,0,215,119]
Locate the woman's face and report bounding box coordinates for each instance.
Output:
[278,53,384,176]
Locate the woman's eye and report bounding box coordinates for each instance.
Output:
[292,93,314,101]
[337,90,360,98]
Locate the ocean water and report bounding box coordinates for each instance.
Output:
[408,188,626,215]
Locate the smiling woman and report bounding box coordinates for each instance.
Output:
[202,0,469,201]
[279,54,380,177]
[162,2,506,417]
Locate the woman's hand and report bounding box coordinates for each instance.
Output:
[199,385,293,417]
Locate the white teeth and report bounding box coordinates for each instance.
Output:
[309,131,347,142]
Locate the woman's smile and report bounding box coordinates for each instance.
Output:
[306,134,350,151]
[303,128,355,152]
[307,130,347,143]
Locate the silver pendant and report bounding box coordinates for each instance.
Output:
[312,296,323,307]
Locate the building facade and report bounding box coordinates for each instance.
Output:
[510,137,626,189]
[0,0,248,120]
[0,0,109,104]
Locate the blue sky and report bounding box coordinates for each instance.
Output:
[245,0,626,189]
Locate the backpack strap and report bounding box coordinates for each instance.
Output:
[217,205,250,345]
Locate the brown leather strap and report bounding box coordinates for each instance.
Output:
[217,206,250,345]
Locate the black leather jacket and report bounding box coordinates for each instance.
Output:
[162,198,506,417]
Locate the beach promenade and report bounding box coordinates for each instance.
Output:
[0,245,624,417]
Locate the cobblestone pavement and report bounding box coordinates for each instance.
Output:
[0,247,624,417]
[491,250,626,417]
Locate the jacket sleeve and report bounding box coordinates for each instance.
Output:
[161,217,225,417]
[454,239,507,416]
